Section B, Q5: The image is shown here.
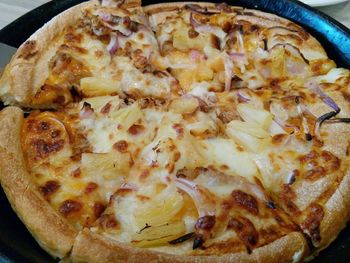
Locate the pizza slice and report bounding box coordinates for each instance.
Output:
[0,0,178,109]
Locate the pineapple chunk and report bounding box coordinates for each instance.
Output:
[80,77,122,97]
[226,126,270,153]
[135,188,184,227]
[227,120,269,138]
[132,221,186,248]
[204,138,258,180]
[237,103,273,130]
[109,102,143,130]
[81,152,132,179]
[170,97,199,114]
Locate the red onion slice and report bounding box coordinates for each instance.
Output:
[107,33,119,55]
[175,178,216,217]
[307,80,340,113]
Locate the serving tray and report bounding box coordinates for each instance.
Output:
[0,0,349,262]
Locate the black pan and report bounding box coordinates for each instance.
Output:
[0,0,349,262]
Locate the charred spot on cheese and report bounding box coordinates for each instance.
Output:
[301,203,324,243]
[33,139,65,159]
[72,167,82,178]
[113,140,128,152]
[188,28,199,38]
[128,124,145,135]
[195,215,216,230]
[32,84,73,106]
[85,182,98,193]
[100,102,112,114]
[99,214,119,229]
[17,40,37,60]
[280,184,299,213]
[59,199,83,217]
[321,151,340,172]
[230,190,259,215]
[39,180,60,199]
[227,216,259,253]
[93,202,106,218]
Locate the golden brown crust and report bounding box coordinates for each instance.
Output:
[70,229,308,263]
[0,0,99,107]
[0,107,77,258]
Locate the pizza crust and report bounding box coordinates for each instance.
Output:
[0,107,77,258]
[70,229,308,263]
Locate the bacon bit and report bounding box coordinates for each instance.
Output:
[128,124,145,135]
[59,200,83,217]
[301,203,324,243]
[39,180,60,199]
[100,102,112,114]
[72,168,81,178]
[231,190,259,215]
[113,140,128,152]
[85,182,98,194]
[227,216,259,253]
[99,214,118,229]
[80,102,94,119]
[93,202,106,218]
[195,215,216,230]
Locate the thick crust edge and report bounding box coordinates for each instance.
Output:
[70,229,308,263]
[0,107,77,258]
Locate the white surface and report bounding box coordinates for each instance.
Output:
[302,0,349,7]
[0,0,348,29]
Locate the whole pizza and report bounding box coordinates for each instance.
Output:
[0,0,349,262]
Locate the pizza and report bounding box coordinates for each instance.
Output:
[0,0,349,262]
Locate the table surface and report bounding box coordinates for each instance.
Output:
[0,0,349,30]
